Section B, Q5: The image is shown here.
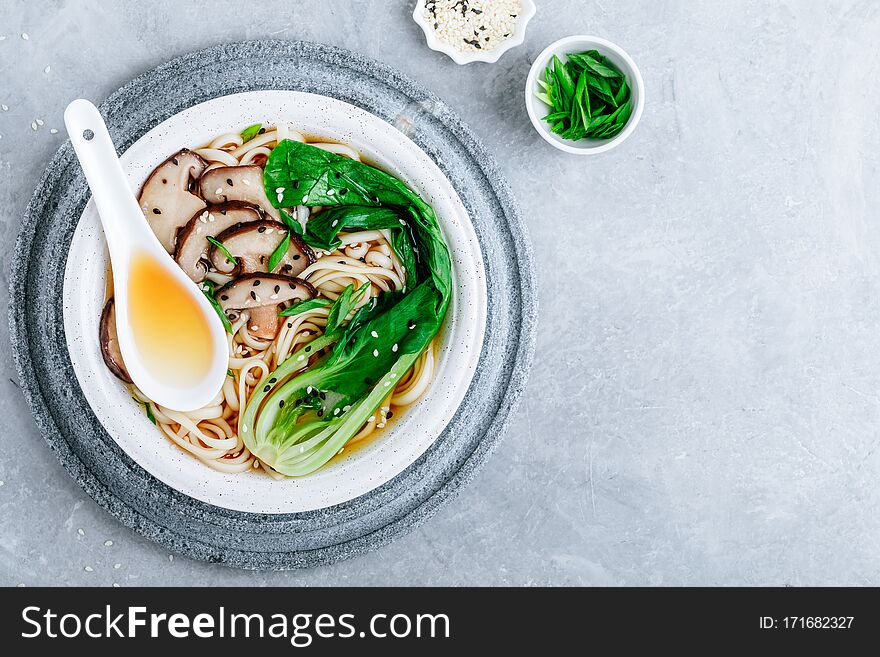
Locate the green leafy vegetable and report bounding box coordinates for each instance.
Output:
[200,280,232,333]
[267,229,290,272]
[227,369,234,377]
[240,123,262,142]
[279,297,332,317]
[240,140,452,477]
[206,236,238,266]
[534,49,632,141]
[325,282,370,334]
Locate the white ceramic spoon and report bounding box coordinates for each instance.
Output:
[64,99,228,412]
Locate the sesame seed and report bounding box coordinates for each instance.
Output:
[113,583,120,588]
[84,566,93,572]
[384,381,391,387]
[104,540,113,547]
[77,528,85,536]
[50,128,58,134]
[30,121,38,131]
[43,65,50,74]
[277,192,284,203]
[113,563,121,569]
[215,188,223,194]
[369,416,375,423]
[242,178,251,185]
[1,105,7,111]
[302,194,309,203]
[297,354,305,361]
[373,349,379,357]
[35,118,43,126]
[276,187,285,193]
[371,330,378,338]
[392,343,398,352]
[333,408,340,415]
[251,325,259,331]
[21,33,29,40]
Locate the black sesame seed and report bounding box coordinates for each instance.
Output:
[269,378,277,384]
[228,313,237,321]
[220,295,228,301]
[287,322,292,328]
[387,411,394,419]
[334,171,342,178]
[292,254,301,261]
[279,400,285,408]
[305,346,311,352]
[292,180,300,189]
[253,280,261,286]
[152,208,161,214]
[274,285,280,293]
[263,385,270,392]
[260,255,265,264]
[162,178,167,184]
[171,157,178,166]
[250,291,257,300]
[339,188,349,196]
[407,318,416,329]
[317,410,323,417]
[258,127,266,134]
[258,225,267,233]
[295,398,301,406]
[289,283,296,289]
[220,209,227,215]
[226,178,233,186]
[359,257,366,262]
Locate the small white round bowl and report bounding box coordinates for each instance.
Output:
[413,0,536,65]
[525,35,645,155]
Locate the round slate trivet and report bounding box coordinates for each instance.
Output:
[9,40,536,569]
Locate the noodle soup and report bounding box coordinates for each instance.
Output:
[100,124,451,478]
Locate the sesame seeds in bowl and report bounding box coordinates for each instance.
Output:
[413,0,536,64]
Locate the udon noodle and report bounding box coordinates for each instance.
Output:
[127,126,435,478]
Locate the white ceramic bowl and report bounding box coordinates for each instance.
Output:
[525,35,645,155]
[63,90,487,513]
[413,0,536,64]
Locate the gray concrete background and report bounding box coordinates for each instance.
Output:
[1,0,879,586]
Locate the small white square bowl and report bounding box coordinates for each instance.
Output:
[525,35,645,155]
[413,0,536,65]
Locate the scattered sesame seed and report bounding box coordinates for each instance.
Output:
[112,583,120,588]
[277,192,284,203]
[333,408,340,416]
[392,343,399,352]
[35,118,44,126]
[215,188,223,194]
[21,33,29,40]
[371,330,379,338]
[368,416,375,423]
[43,65,50,74]
[302,194,309,203]
[30,121,38,131]
[168,554,174,562]
[104,540,113,547]
[17,583,25,587]
[242,178,251,185]
[297,354,305,361]
[384,381,391,387]
[77,528,85,536]
[50,128,58,134]
[373,349,379,357]
[276,187,285,193]
[1,104,8,111]
[114,563,121,569]
[84,566,93,572]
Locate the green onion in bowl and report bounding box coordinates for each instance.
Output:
[535,50,632,142]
